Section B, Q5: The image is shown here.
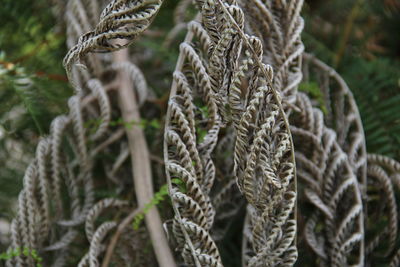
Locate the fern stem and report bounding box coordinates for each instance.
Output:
[113,48,176,267]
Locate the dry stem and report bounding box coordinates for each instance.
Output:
[112,48,176,267]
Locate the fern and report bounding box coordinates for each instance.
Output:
[0,247,43,267]
[298,81,327,114]
[2,0,400,266]
[132,178,184,230]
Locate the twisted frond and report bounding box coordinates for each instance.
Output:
[206,2,299,265]
[6,60,153,265]
[164,1,241,264]
[63,0,164,85]
[7,78,110,266]
[64,0,105,85]
[230,40,297,266]
[6,0,156,264]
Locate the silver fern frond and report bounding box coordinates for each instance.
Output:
[7,78,112,265]
[212,2,298,265]
[291,93,365,266]
[163,1,238,264]
[302,53,367,196]
[239,0,305,106]
[63,0,164,86]
[232,48,297,266]
[365,154,400,266]
[6,0,157,265]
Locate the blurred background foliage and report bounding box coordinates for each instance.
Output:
[0,0,399,258]
[303,0,400,159]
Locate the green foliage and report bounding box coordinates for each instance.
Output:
[0,0,70,131]
[132,178,185,230]
[0,0,70,223]
[298,81,328,114]
[343,57,400,159]
[0,247,43,266]
[303,0,400,160]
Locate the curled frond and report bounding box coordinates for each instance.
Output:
[364,154,400,265]
[206,2,299,264]
[7,79,110,265]
[7,15,151,263]
[291,93,365,266]
[164,1,247,265]
[63,0,164,85]
[302,53,367,195]
[231,48,297,266]
[6,0,159,264]
[171,1,300,265]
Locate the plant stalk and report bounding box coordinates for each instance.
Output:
[113,48,176,267]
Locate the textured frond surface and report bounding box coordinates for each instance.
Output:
[63,0,165,84]
[5,0,400,266]
[164,1,298,266]
[301,53,367,194]
[6,0,155,265]
[291,93,364,266]
[164,1,240,264]
[239,0,305,106]
[230,37,297,267]
[227,2,300,265]
[364,154,400,266]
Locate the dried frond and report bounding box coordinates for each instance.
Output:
[206,2,299,265]
[6,61,154,265]
[63,0,164,85]
[6,0,156,264]
[7,78,111,266]
[364,154,400,266]
[302,53,367,195]
[164,1,241,264]
[232,44,297,266]
[64,0,105,84]
[238,0,305,106]
[9,0,400,266]
[291,93,364,266]
[78,199,156,267]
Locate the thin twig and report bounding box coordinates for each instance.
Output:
[91,128,125,155]
[101,208,140,267]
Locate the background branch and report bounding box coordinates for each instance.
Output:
[112,48,176,267]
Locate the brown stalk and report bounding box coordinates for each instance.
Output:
[112,48,176,267]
